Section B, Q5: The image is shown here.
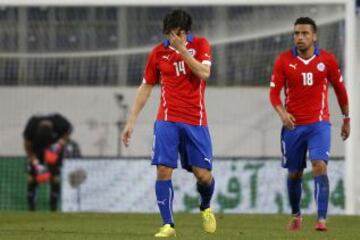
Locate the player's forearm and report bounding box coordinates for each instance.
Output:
[334,86,349,119]
[274,104,288,120]
[127,83,153,124]
[339,104,349,118]
[331,79,348,108]
[179,49,210,80]
[269,87,283,109]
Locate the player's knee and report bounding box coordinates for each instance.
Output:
[193,169,212,185]
[156,165,173,180]
[288,171,303,180]
[312,160,327,176]
[197,175,212,185]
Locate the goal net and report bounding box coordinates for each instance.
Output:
[0,5,348,86]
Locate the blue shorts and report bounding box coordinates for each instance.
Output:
[151,120,213,171]
[281,121,331,172]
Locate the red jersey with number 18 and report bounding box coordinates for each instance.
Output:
[269,47,348,125]
[143,34,211,126]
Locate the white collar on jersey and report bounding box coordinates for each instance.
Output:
[291,45,320,65]
[297,54,316,65]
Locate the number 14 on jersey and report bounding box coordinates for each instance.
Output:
[173,61,186,76]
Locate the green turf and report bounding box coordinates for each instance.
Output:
[0,212,359,240]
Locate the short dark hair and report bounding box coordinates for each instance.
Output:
[294,17,317,32]
[163,9,192,34]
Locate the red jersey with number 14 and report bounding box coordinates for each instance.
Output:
[269,47,348,125]
[143,34,211,126]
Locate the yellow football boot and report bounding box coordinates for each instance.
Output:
[154,224,176,237]
[201,208,216,233]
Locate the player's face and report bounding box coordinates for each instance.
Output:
[165,27,187,42]
[293,24,317,51]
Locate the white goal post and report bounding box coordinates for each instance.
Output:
[1,0,358,214]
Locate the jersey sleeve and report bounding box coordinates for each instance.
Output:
[327,54,348,107]
[142,49,159,85]
[195,38,212,66]
[269,55,285,107]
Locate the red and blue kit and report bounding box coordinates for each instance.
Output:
[270,47,349,169]
[143,34,211,126]
[270,47,348,125]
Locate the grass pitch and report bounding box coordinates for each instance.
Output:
[1,212,360,240]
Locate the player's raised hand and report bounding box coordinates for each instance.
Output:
[169,31,186,52]
[122,122,134,147]
[341,120,350,141]
[281,112,296,130]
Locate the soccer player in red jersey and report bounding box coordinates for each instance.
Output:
[269,17,350,232]
[122,10,216,237]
